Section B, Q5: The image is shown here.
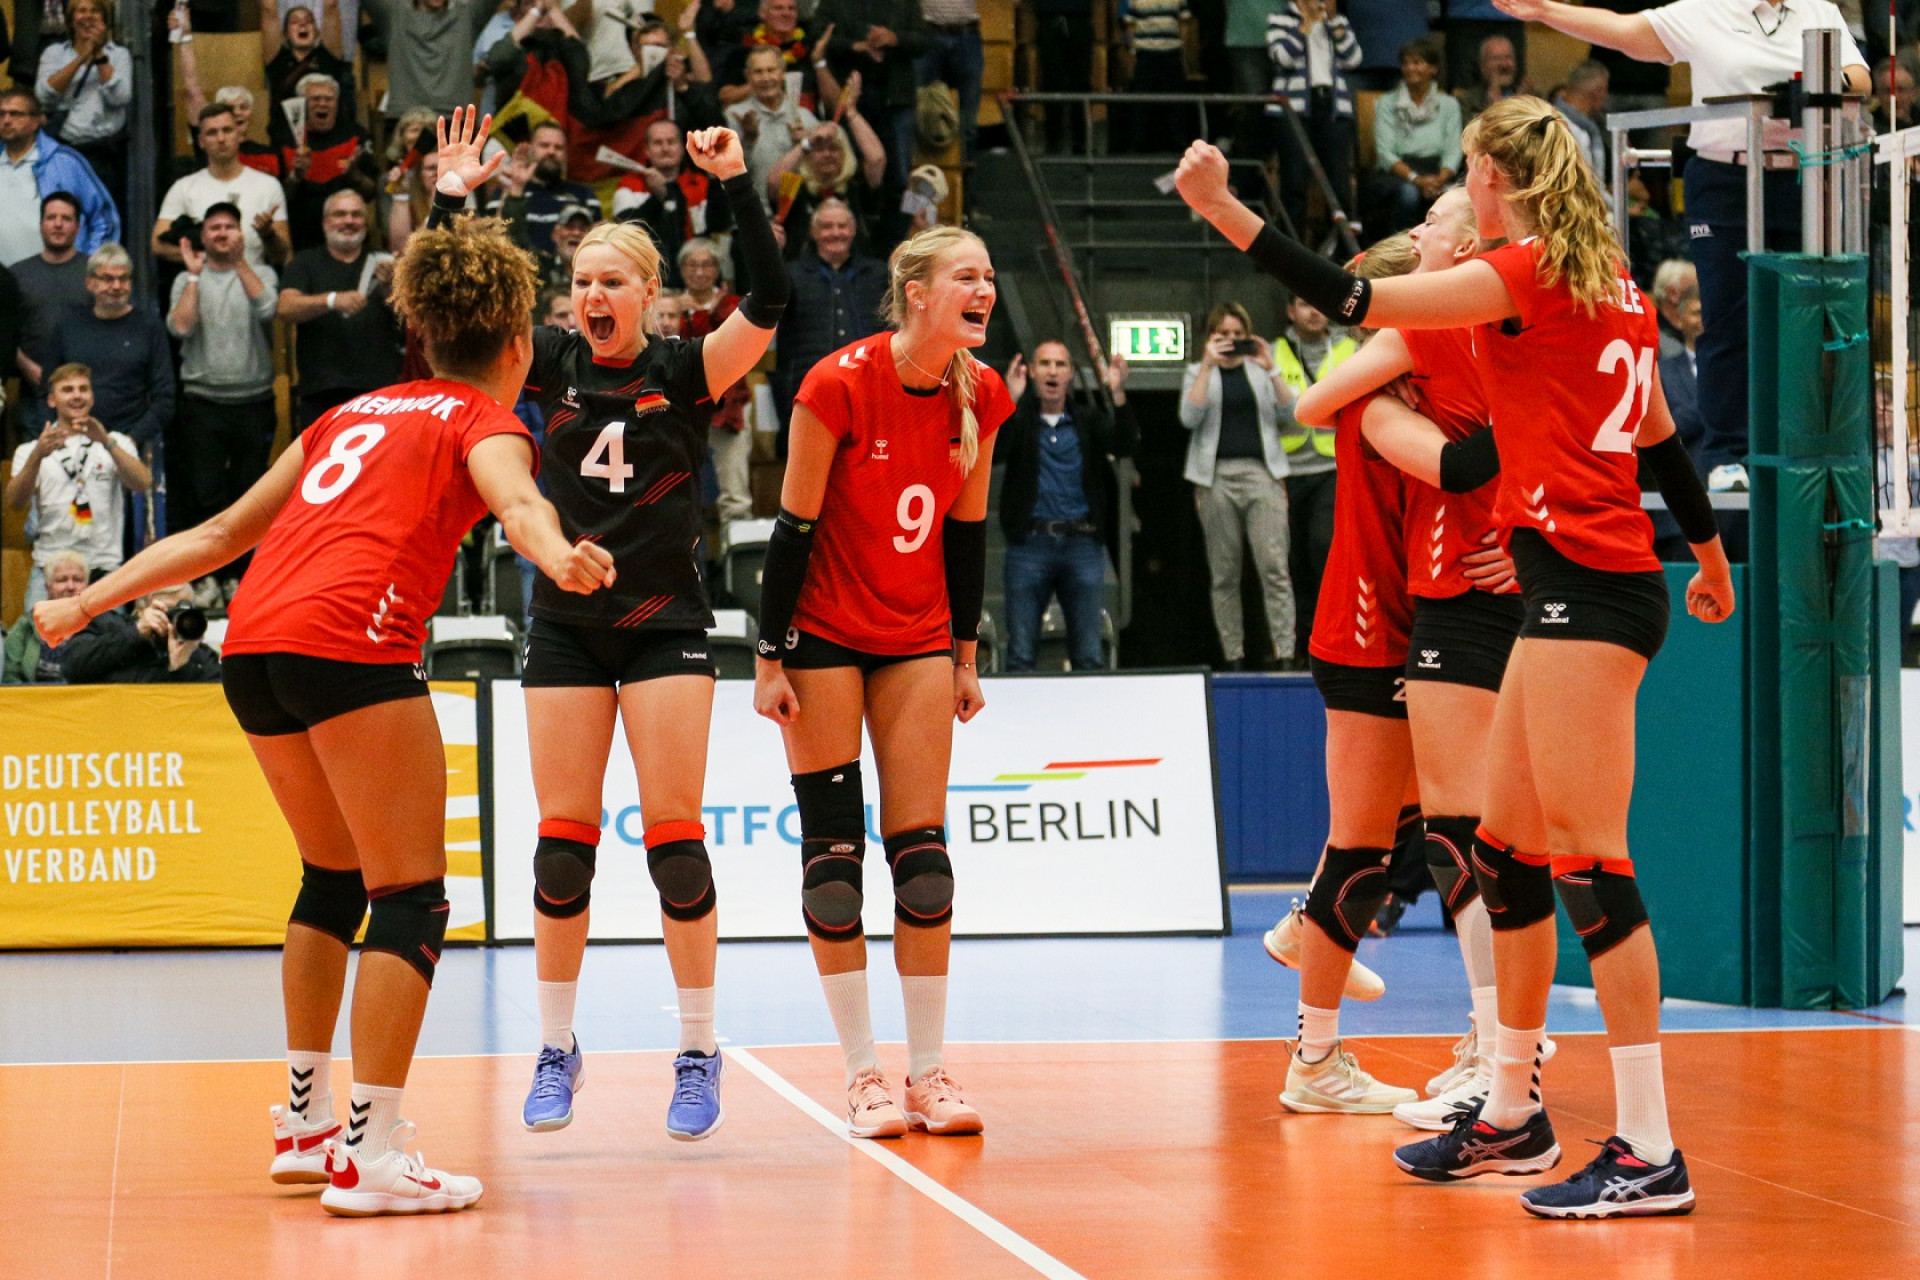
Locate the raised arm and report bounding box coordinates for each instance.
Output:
[687,127,788,396]
[1490,0,1671,64]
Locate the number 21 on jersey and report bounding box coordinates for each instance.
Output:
[1591,340,1655,455]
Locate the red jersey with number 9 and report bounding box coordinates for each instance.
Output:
[224,378,534,664]
[1309,394,1412,669]
[1479,238,1663,574]
[791,333,1014,654]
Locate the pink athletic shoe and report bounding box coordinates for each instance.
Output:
[847,1067,908,1139]
[904,1067,983,1136]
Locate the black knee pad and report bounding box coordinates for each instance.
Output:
[1553,864,1650,960]
[794,761,867,941]
[646,820,716,922]
[533,817,600,919]
[1470,828,1554,931]
[289,862,367,945]
[1422,815,1483,921]
[363,878,450,985]
[1302,845,1392,952]
[884,827,954,928]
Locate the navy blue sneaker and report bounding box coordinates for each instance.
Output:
[1393,1102,1562,1181]
[666,1051,725,1142]
[1521,1136,1696,1219]
[522,1038,584,1132]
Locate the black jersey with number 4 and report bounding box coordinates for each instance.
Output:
[525,326,716,629]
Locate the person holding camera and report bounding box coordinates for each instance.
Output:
[1181,301,1301,670]
[55,582,222,684]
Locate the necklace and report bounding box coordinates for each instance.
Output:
[898,341,951,389]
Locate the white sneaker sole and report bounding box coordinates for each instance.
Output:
[1262,926,1386,1001]
[269,1153,331,1185]
[849,1114,908,1139]
[906,1109,984,1136]
[1279,1087,1416,1115]
[1521,1189,1695,1219]
[1392,1144,1562,1180]
[320,1184,485,1217]
[666,1106,725,1143]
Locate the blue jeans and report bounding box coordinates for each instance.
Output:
[916,28,983,163]
[1003,533,1108,671]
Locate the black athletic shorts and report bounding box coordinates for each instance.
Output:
[781,628,952,675]
[222,652,430,736]
[1405,590,1526,692]
[1310,654,1408,719]
[1509,528,1670,661]
[521,617,717,686]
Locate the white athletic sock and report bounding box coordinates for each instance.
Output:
[1469,986,1499,1069]
[901,975,948,1082]
[677,986,717,1055]
[1296,1002,1340,1064]
[1456,896,1497,990]
[1610,1043,1676,1165]
[346,1082,405,1155]
[537,980,578,1052]
[819,970,879,1084]
[287,1049,332,1122]
[1481,1022,1545,1129]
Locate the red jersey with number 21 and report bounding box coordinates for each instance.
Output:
[224,379,534,664]
[791,333,1014,654]
[1479,238,1662,574]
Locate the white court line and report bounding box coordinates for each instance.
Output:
[103,1066,125,1280]
[727,1047,1088,1280]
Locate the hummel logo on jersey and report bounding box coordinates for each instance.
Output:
[839,344,871,370]
[1541,602,1569,624]
[1417,649,1441,670]
[562,386,581,408]
[872,438,891,460]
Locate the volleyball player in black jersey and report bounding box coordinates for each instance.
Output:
[429,108,788,1140]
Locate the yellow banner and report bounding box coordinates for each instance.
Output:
[0,682,486,948]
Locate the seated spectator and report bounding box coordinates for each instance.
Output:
[166,202,278,597]
[1652,258,1697,359]
[1874,50,1920,132]
[1271,291,1353,653]
[486,120,603,254]
[155,104,292,268]
[772,196,887,445]
[56,583,223,684]
[997,342,1136,671]
[278,189,404,430]
[1551,61,1610,180]
[677,236,738,337]
[611,120,736,284]
[362,0,497,122]
[1267,0,1363,240]
[9,193,93,409]
[652,290,687,337]
[3,549,87,683]
[1366,38,1460,237]
[814,0,924,190]
[725,44,822,205]
[43,245,174,448]
[1179,302,1300,670]
[768,111,890,260]
[1441,0,1525,93]
[34,0,129,219]
[1456,33,1530,120]
[0,86,119,266]
[263,0,359,138]
[5,362,152,607]
[708,0,829,110]
[284,73,379,250]
[1647,288,1706,561]
[1624,176,1686,288]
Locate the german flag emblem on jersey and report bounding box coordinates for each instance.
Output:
[633,391,670,418]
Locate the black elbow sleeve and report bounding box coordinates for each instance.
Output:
[1438,428,1500,493]
[726,173,790,328]
[1642,434,1719,544]
[754,508,817,658]
[1245,224,1371,326]
[943,517,986,643]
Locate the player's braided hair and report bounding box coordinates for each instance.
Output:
[885,225,991,472]
[391,216,537,377]
[1462,95,1621,314]
[574,221,669,335]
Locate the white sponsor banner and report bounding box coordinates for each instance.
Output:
[1902,672,1920,923]
[490,673,1226,940]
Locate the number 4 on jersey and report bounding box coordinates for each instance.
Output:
[581,421,635,492]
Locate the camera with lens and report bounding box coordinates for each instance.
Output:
[167,602,208,642]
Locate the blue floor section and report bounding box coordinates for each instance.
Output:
[2,889,1910,1066]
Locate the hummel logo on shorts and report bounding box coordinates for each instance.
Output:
[1417,649,1441,669]
[1541,602,1569,624]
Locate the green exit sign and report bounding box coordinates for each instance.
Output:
[1109,315,1187,363]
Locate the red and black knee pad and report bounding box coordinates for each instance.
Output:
[533,817,600,920]
[1551,856,1649,959]
[883,826,954,929]
[1302,845,1393,953]
[645,820,716,922]
[1470,825,1553,931]
[363,878,450,985]
[1422,815,1483,921]
[289,861,368,945]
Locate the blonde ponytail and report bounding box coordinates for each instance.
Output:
[885,224,992,472]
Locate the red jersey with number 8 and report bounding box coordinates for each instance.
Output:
[791,333,1014,654]
[224,379,533,664]
[1479,238,1662,574]
[1309,394,1412,668]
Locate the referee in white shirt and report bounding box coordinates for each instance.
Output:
[1496,0,1867,492]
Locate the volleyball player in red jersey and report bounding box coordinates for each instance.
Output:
[35,216,614,1216]
[1179,95,1734,1217]
[423,109,788,1140]
[750,225,1013,1138]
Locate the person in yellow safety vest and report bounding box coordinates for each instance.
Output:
[1270,292,1356,659]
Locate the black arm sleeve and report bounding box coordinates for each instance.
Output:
[424,190,467,232]
[943,517,986,643]
[725,172,790,328]
[1438,427,1500,493]
[1642,433,1719,544]
[1245,223,1372,326]
[754,507,818,658]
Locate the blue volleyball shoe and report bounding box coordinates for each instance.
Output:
[666,1051,725,1141]
[1521,1137,1696,1219]
[523,1038,584,1132]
